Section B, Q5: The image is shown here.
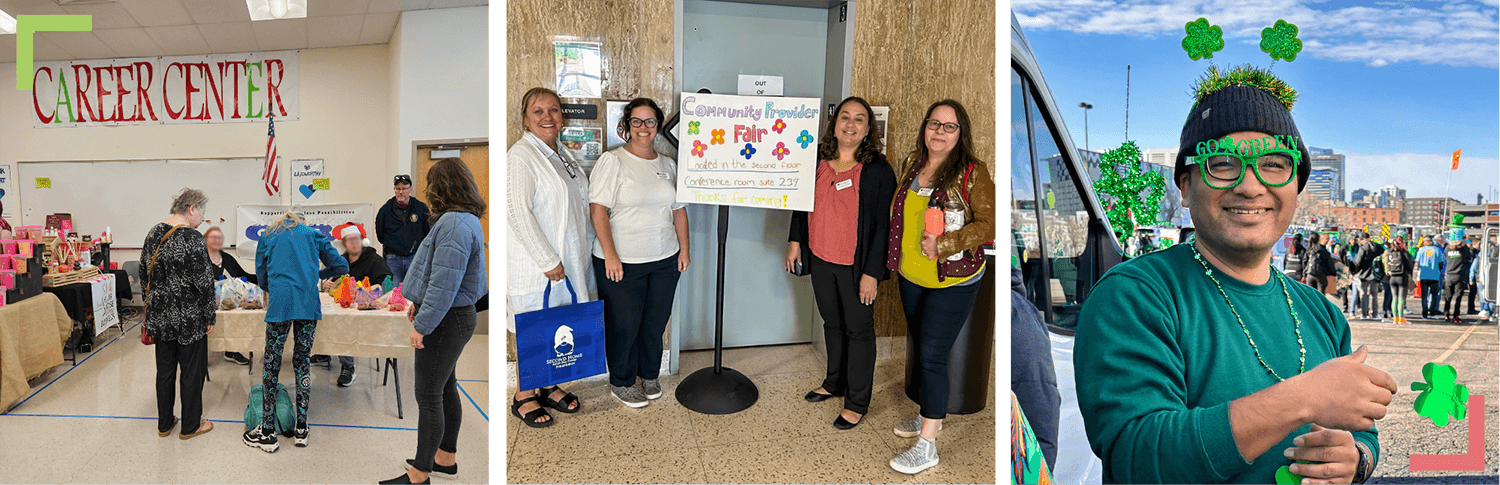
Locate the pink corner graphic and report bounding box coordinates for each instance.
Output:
[1409,395,1486,471]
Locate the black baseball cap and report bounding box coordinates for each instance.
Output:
[394,175,412,186]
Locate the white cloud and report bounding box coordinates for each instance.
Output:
[1013,0,1500,68]
[1343,152,1500,201]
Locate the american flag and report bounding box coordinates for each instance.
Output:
[262,113,280,196]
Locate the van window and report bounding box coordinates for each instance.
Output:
[1011,68,1046,318]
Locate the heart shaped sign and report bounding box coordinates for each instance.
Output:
[299,184,316,199]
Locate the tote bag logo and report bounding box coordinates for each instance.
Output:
[554,325,575,357]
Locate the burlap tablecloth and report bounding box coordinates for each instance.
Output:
[1,294,74,412]
[209,294,414,359]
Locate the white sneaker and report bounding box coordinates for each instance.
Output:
[893,416,941,438]
[611,385,649,408]
[890,437,939,474]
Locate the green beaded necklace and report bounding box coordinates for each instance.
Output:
[1190,244,1306,381]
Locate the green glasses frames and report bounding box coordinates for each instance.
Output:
[1187,148,1301,190]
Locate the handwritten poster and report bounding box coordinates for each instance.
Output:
[676,93,821,211]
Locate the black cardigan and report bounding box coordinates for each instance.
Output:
[212,250,258,284]
[343,246,394,284]
[788,154,898,280]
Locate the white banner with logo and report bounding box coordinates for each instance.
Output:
[289,159,326,206]
[89,274,119,337]
[235,203,373,262]
[0,164,12,218]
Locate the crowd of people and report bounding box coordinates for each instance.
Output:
[1280,228,1489,324]
[138,157,488,485]
[506,88,994,475]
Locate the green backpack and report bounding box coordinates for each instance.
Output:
[245,383,296,437]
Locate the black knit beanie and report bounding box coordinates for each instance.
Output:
[1175,85,1311,192]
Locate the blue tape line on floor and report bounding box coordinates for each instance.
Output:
[456,379,488,383]
[4,321,139,414]
[1,413,419,431]
[456,382,488,422]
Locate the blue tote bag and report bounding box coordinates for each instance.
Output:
[514,278,607,390]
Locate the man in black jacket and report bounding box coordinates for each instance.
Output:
[1353,233,1384,320]
[374,174,430,285]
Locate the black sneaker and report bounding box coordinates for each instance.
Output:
[225,352,251,366]
[379,473,429,484]
[338,365,356,387]
[405,459,458,480]
[243,426,279,453]
[310,354,331,364]
[293,424,309,447]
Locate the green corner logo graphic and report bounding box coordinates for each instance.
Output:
[15,15,92,91]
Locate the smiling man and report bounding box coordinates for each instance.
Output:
[1074,67,1397,484]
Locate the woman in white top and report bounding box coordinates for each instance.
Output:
[589,98,690,408]
[506,87,590,428]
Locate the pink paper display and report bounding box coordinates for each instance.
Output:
[16,240,33,257]
[0,240,13,254]
[0,270,15,288]
[0,257,11,271]
[12,257,27,274]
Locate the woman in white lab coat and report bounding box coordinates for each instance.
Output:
[505,87,594,428]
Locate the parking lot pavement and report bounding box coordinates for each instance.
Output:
[1348,310,1498,483]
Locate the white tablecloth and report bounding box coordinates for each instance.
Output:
[209,294,414,359]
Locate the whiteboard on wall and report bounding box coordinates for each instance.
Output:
[19,158,281,249]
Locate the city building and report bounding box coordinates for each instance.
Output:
[1350,188,1371,205]
[1452,203,1499,232]
[1142,148,1178,167]
[1376,184,1407,209]
[1331,205,1401,229]
[1403,197,1463,227]
[1307,147,1345,202]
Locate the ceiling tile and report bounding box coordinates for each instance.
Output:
[251,17,306,51]
[145,24,211,56]
[93,28,163,58]
[426,0,486,8]
[40,31,117,60]
[181,0,250,23]
[367,0,400,13]
[32,35,76,62]
[58,2,139,30]
[0,0,68,15]
[120,0,196,27]
[358,11,397,45]
[307,14,362,48]
[0,36,15,63]
[397,0,430,10]
[308,0,369,17]
[197,21,259,53]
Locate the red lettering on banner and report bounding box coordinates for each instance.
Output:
[164,62,186,120]
[183,63,202,120]
[135,62,157,122]
[113,65,134,122]
[231,61,247,119]
[93,66,115,122]
[206,62,227,121]
[71,64,94,123]
[32,67,54,124]
[265,59,286,117]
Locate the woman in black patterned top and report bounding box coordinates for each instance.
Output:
[138,188,216,440]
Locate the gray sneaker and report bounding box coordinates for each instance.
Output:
[890,437,939,475]
[611,385,650,408]
[893,416,941,438]
[642,379,663,400]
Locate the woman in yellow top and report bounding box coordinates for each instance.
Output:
[883,99,995,475]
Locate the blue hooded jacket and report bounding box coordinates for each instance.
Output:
[256,222,349,323]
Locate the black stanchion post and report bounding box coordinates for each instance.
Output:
[675,205,759,414]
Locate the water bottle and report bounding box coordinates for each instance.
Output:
[943,200,965,261]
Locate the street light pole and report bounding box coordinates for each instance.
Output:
[1078,102,1093,152]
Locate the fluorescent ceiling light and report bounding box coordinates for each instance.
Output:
[0,9,16,35]
[246,0,307,21]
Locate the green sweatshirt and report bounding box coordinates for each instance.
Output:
[1075,244,1379,484]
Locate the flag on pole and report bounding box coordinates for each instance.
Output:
[262,114,280,196]
[1451,149,1461,170]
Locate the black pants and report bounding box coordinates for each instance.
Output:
[1304,275,1326,294]
[899,274,981,420]
[1420,279,1442,317]
[810,256,876,414]
[412,305,477,474]
[1467,278,1479,313]
[1444,277,1468,319]
[594,254,681,388]
[155,336,208,434]
[1381,281,1392,316]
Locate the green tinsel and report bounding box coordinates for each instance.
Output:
[1093,141,1167,239]
[1192,64,1298,110]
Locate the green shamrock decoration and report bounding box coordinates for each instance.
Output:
[1411,362,1469,427]
[1450,214,1466,228]
[1181,18,1225,61]
[1275,462,1311,485]
[1093,141,1166,239]
[1260,20,1303,62]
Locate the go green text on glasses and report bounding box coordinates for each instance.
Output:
[1187,136,1302,190]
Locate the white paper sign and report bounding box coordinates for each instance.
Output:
[235,203,373,262]
[89,274,119,337]
[676,93,821,211]
[0,164,12,218]
[737,75,784,96]
[289,158,325,206]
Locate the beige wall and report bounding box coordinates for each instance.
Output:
[852,0,996,337]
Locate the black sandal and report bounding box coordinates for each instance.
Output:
[538,386,582,414]
[510,394,553,428]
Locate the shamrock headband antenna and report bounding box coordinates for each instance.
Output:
[1181,17,1303,71]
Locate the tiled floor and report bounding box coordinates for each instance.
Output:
[507,344,997,484]
[0,314,490,484]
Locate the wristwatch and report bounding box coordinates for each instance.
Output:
[1352,441,1372,484]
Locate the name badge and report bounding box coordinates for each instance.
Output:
[916,187,934,197]
[656,172,671,180]
[835,179,853,191]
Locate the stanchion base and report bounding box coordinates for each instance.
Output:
[675,366,758,415]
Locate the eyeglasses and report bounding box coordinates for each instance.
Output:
[628,117,659,128]
[1187,149,1301,190]
[924,119,960,134]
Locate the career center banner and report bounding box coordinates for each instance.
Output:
[235,203,373,262]
[30,51,300,128]
[676,93,821,211]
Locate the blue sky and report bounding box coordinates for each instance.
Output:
[1014,0,1500,202]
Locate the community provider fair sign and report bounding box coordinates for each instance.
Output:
[676,93,820,211]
